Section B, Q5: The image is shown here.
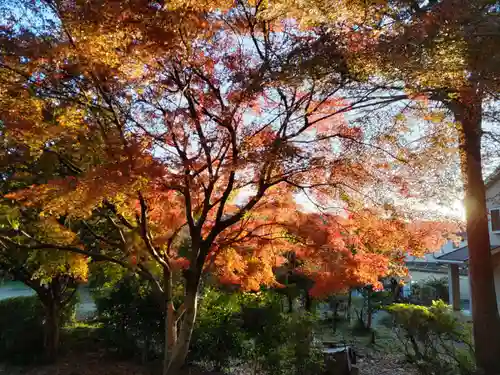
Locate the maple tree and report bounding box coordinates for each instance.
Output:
[263,0,500,372]
[0,129,88,361]
[0,215,87,362]
[0,0,457,372]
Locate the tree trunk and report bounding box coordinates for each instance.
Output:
[163,270,177,375]
[394,284,401,303]
[166,276,200,375]
[452,87,500,374]
[390,278,401,303]
[347,289,352,321]
[366,286,372,330]
[333,299,339,333]
[287,293,294,313]
[304,291,312,312]
[43,300,60,363]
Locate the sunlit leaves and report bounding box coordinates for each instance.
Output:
[0,0,458,302]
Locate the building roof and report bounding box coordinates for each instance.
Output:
[436,245,500,263]
[486,165,500,188]
[406,261,450,273]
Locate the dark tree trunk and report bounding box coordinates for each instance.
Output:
[333,300,339,333]
[450,87,500,374]
[366,286,373,330]
[390,278,401,303]
[347,289,352,321]
[43,300,60,363]
[304,291,312,312]
[288,293,294,313]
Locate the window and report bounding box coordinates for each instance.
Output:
[491,208,500,232]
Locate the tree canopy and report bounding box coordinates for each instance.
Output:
[0,0,463,373]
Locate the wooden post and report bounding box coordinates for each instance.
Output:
[448,264,461,311]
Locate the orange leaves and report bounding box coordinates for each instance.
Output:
[206,195,454,297]
[279,210,456,297]
[214,246,279,292]
[243,129,278,150]
[0,0,464,306]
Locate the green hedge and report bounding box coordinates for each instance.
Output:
[0,296,45,363]
[0,295,78,364]
[93,276,165,360]
[386,300,475,375]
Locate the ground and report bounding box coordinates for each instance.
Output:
[0,353,149,375]
[319,315,418,375]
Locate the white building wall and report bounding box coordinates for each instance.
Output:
[408,270,470,300]
[486,178,500,247]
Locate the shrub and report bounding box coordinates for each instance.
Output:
[352,287,391,332]
[93,278,249,365]
[0,295,77,364]
[410,278,449,306]
[424,278,449,303]
[93,275,164,360]
[286,313,325,375]
[240,294,324,375]
[0,296,45,364]
[387,300,475,375]
[189,288,249,372]
[191,289,324,375]
[93,281,324,374]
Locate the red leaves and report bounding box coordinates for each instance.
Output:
[171,257,190,270]
[0,0,461,305]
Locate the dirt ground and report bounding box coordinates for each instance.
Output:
[356,348,417,375]
[0,353,149,375]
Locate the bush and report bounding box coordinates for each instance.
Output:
[94,281,325,374]
[387,300,475,375]
[93,275,164,360]
[238,293,324,375]
[189,288,249,371]
[410,278,449,306]
[191,289,324,375]
[0,296,45,364]
[0,295,77,364]
[251,312,324,375]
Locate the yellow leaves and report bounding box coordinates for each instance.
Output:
[0,205,89,283]
[164,0,231,12]
[34,216,78,246]
[56,107,85,130]
[423,111,446,124]
[0,94,46,148]
[68,255,89,282]
[394,113,406,122]
[261,0,385,26]
[30,250,89,285]
[71,28,132,69]
[420,38,467,88]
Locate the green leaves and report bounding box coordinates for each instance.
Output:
[387,300,475,375]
